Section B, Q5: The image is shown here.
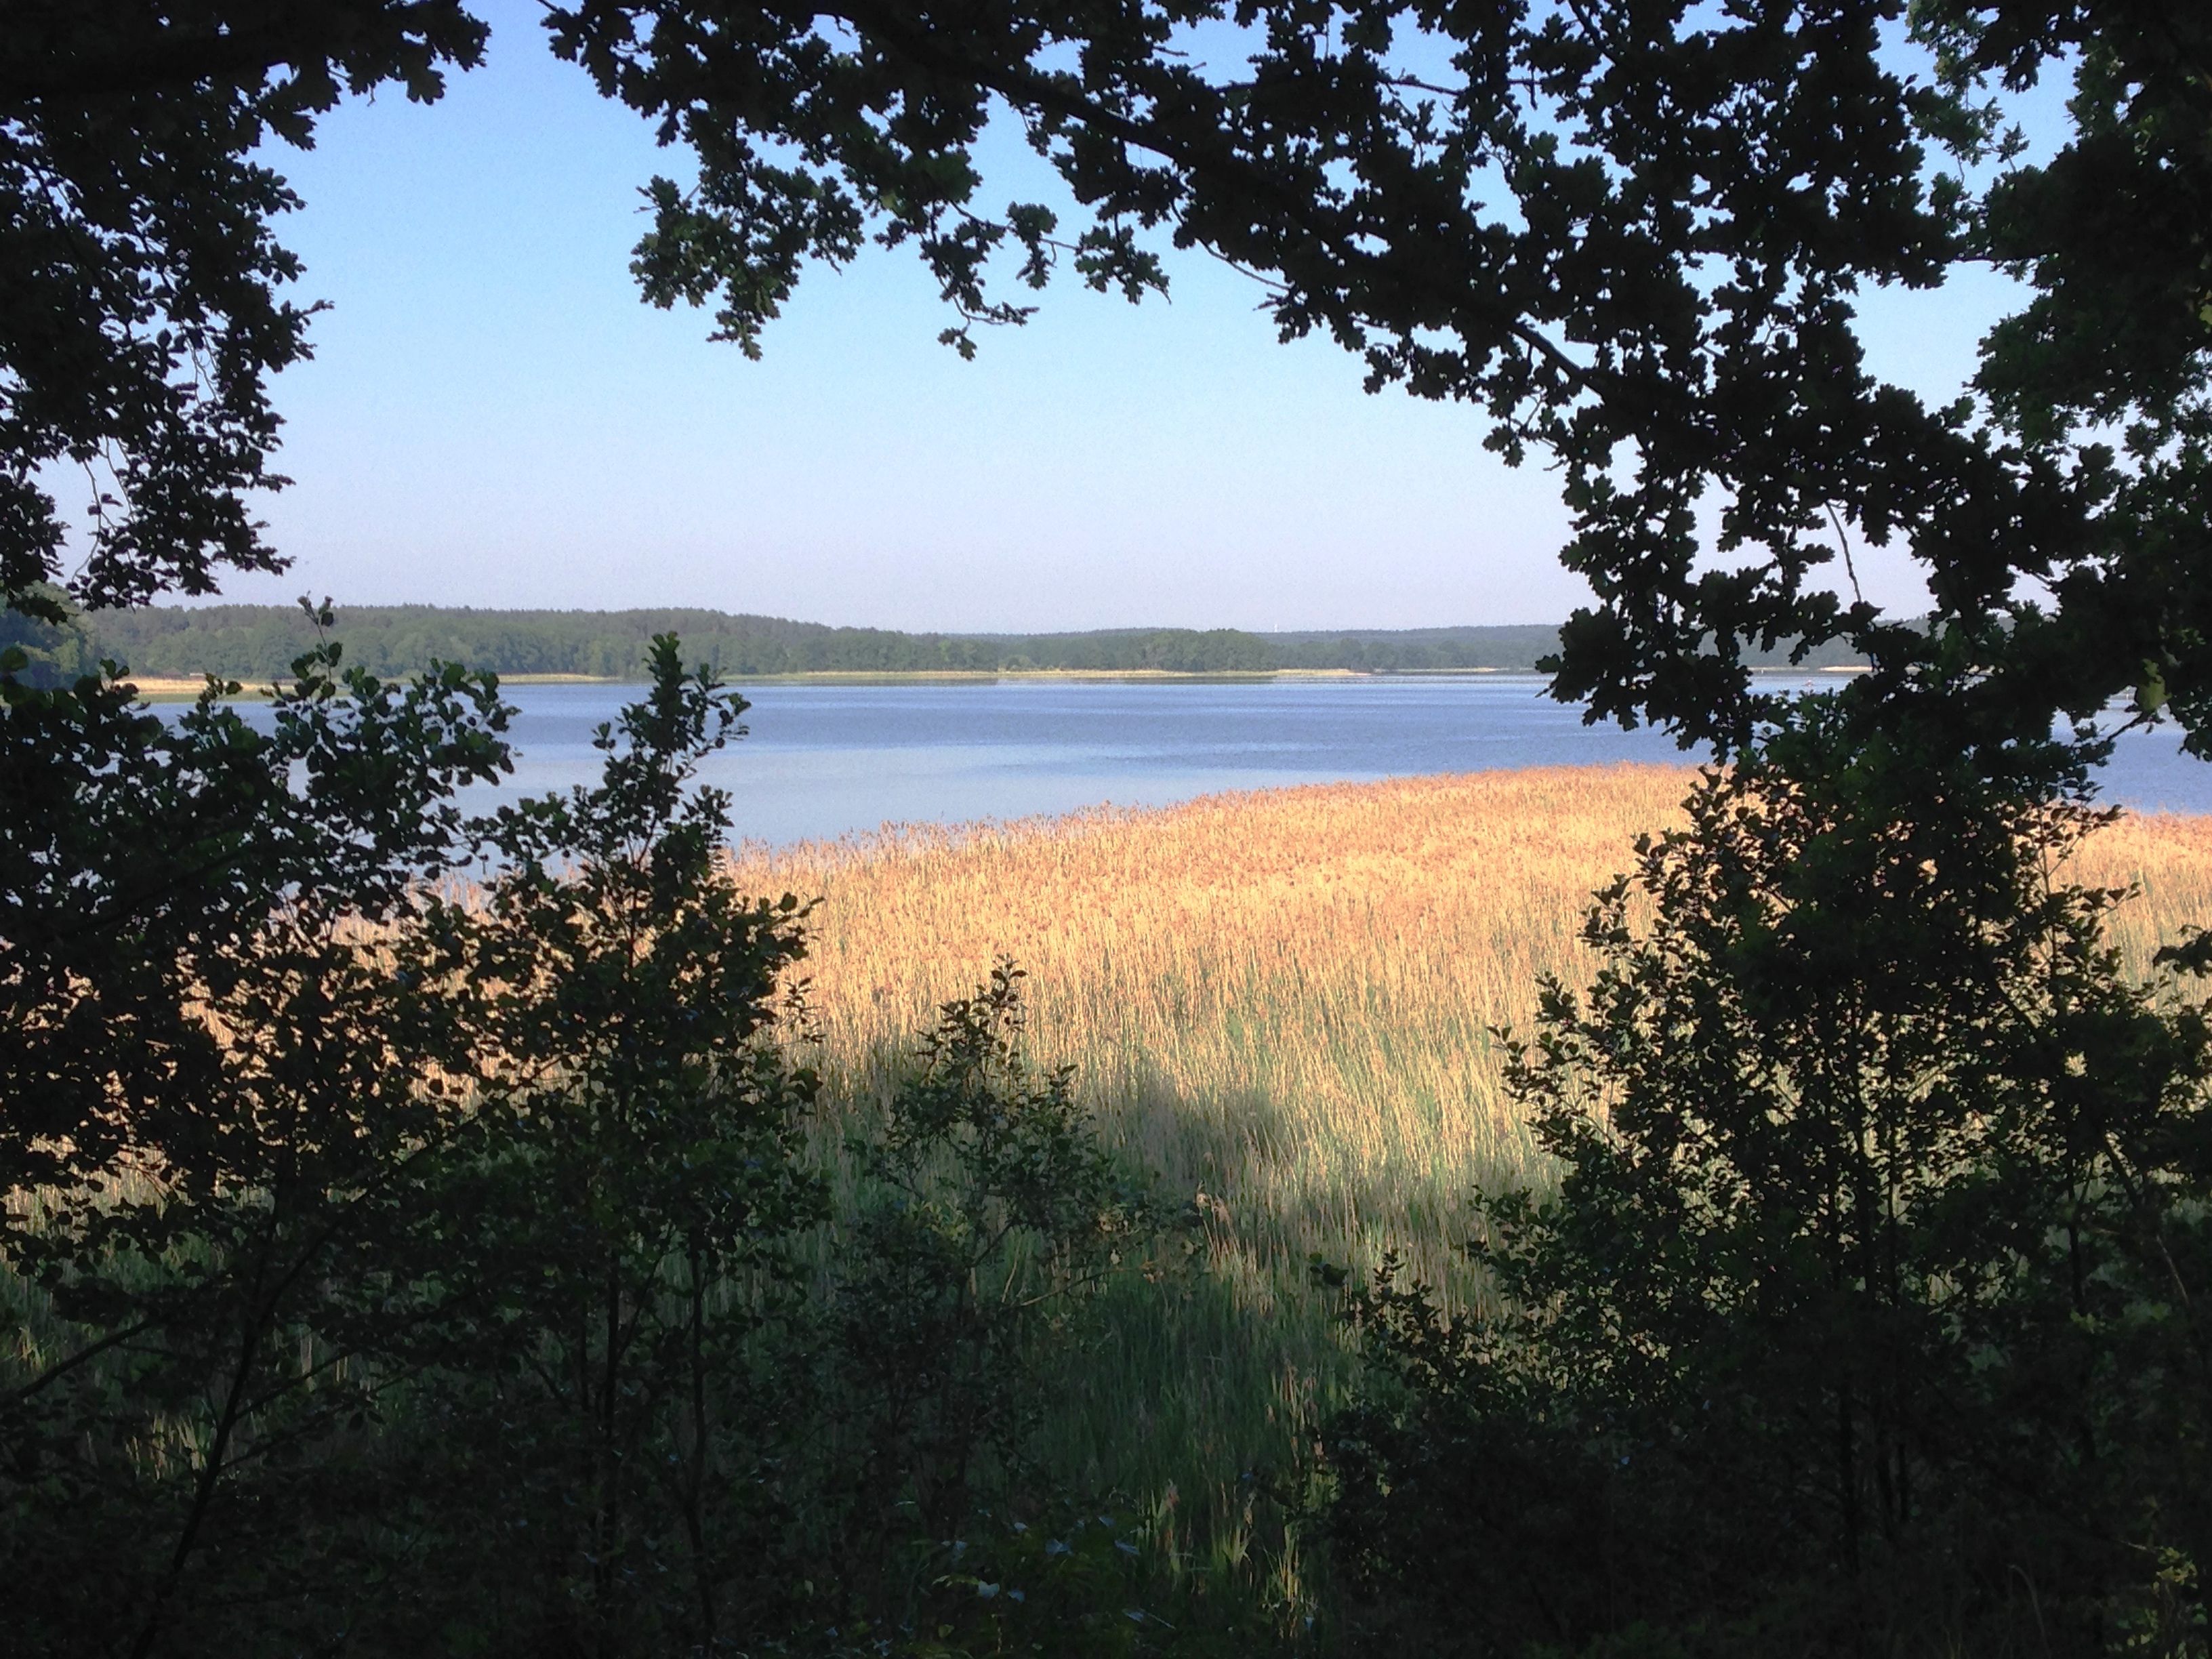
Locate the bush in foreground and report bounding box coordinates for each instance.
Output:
[2,630,1216,1656]
[1324,729,2212,1656]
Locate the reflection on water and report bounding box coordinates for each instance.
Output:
[439,676,2212,845]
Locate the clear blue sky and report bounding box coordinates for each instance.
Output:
[229,0,2011,632]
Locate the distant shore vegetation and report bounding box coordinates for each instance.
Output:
[5,600,1864,686]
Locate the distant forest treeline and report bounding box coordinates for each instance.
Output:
[8,603,1864,683]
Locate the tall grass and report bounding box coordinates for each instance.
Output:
[733,766,1688,1272]
[726,766,2212,1584]
[23,766,2207,1622]
[732,763,1666,1594]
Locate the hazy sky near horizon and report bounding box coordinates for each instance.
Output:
[221,0,2020,633]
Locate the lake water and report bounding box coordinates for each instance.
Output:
[438,676,2212,845]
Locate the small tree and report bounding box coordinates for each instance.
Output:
[330,636,830,1655]
[5,619,1192,1656]
[829,963,1148,1544]
[1,609,514,1656]
[1325,731,2212,1656]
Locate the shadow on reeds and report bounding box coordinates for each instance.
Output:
[796,1033,1551,1625]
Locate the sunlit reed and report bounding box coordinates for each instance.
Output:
[719,767,2212,1576]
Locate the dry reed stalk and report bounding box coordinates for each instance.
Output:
[716,766,1704,1571]
[727,774,2212,1278]
[2068,808,2212,968]
[722,770,2212,1443]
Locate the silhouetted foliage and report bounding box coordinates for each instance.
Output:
[550,0,2212,771]
[0,3,487,616]
[1324,731,2212,1655]
[3,603,516,1653]
[18,5,2198,762]
[0,587,95,685]
[3,630,1193,1656]
[9,5,2212,1656]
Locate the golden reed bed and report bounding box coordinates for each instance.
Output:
[720,766,2212,1549]
[730,765,2212,1267]
[734,766,1673,1261]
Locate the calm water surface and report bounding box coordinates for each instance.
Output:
[445,676,2212,845]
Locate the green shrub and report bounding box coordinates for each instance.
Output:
[1323,739,2212,1657]
[3,627,1246,1656]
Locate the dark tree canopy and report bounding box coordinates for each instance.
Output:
[7,3,2206,782]
[0,2,485,618]
[7,8,2212,1653]
[546,0,2211,769]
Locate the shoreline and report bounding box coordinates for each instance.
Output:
[117,663,1865,701]
[121,666,1422,699]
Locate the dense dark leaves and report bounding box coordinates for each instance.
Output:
[1324,741,2212,1655]
[547,0,2209,780]
[9,3,2212,1654]
[0,3,486,616]
[1923,1,2212,761]
[1,605,514,1655]
[0,599,510,1204]
[556,0,1940,739]
[9,2,2206,780]
[2,632,1172,1655]
[304,636,832,1654]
